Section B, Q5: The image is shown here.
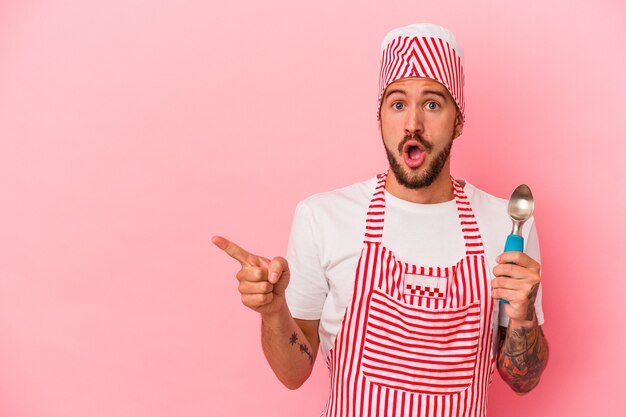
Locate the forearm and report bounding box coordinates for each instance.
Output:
[497,317,549,394]
[261,304,316,390]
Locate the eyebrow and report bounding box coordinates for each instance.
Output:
[384,88,448,101]
[384,89,406,100]
[422,90,448,101]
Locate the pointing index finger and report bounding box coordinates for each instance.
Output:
[211,235,252,267]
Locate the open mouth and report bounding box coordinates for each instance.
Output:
[402,140,426,168]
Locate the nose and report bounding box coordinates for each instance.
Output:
[404,107,424,136]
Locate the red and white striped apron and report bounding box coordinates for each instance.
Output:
[321,173,495,417]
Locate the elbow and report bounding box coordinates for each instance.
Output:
[498,361,548,395]
[267,356,316,390]
[497,364,546,395]
[279,375,308,390]
[509,379,541,395]
[277,366,314,390]
[283,381,304,390]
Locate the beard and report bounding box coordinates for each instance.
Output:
[384,132,453,189]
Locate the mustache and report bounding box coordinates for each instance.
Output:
[397,132,433,154]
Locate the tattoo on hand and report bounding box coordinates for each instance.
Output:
[289,333,298,346]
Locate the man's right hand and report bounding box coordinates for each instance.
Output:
[212,235,290,316]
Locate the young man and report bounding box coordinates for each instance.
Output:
[213,23,548,416]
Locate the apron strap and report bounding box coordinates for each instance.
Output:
[363,172,387,244]
[452,179,485,255]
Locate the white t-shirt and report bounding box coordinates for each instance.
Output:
[285,176,544,361]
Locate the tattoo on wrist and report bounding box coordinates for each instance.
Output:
[525,283,540,321]
[288,332,313,364]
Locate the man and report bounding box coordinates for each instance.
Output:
[213,23,548,416]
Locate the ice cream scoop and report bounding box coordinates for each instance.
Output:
[500,184,534,304]
[504,184,534,252]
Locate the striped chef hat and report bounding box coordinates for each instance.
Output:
[378,23,465,120]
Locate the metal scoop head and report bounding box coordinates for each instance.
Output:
[508,184,534,235]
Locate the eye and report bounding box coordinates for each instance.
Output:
[426,101,439,110]
[392,102,405,110]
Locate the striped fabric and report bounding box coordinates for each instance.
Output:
[320,173,495,417]
[362,290,481,394]
[453,180,484,256]
[377,23,465,119]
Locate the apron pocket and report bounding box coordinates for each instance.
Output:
[362,289,481,395]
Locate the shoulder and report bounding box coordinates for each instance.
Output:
[296,176,377,221]
[290,177,377,266]
[462,180,509,216]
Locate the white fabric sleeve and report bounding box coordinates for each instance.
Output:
[498,218,545,326]
[285,202,329,320]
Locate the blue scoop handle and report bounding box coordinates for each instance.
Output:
[504,234,524,253]
[499,234,524,304]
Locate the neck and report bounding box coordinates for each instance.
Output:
[385,164,454,204]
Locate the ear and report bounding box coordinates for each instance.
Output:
[453,111,464,139]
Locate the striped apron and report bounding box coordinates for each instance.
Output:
[321,173,495,417]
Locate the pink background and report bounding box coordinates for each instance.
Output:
[1,0,625,416]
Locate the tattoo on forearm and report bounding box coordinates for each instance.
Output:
[299,343,313,364]
[289,332,313,364]
[497,325,549,393]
